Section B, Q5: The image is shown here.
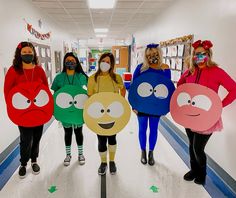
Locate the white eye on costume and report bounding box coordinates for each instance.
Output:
[74,94,88,109]
[154,84,168,99]
[107,101,124,118]
[137,82,153,97]
[191,95,212,111]
[12,93,31,109]
[177,92,191,107]
[87,102,105,118]
[34,90,49,107]
[56,93,73,108]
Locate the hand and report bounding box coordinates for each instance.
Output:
[132,109,138,115]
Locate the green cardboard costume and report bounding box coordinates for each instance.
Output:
[51,72,88,128]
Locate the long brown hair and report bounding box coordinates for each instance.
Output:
[13,41,39,73]
[94,52,118,83]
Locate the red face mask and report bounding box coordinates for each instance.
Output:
[6,82,54,127]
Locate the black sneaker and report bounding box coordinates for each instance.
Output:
[194,176,206,185]
[148,151,155,166]
[64,155,71,166]
[98,163,107,175]
[19,166,26,179]
[109,161,117,175]
[141,150,147,165]
[183,171,196,181]
[31,163,40,175]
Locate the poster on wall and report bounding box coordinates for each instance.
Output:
[171,58,176,69]
[166,58,171,67]
[55,51,62,73]
[176,58,183,70]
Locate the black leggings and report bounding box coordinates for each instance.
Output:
[18,125,43,166]
[64,126,83,146]
[186,129,212,178]
[97,135,116,152]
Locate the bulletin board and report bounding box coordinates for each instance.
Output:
[160,34,194,84]
[30,41,52,84]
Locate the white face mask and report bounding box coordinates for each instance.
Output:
[100,62,110,72]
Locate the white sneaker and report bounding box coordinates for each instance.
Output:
[64,155,71,166]
[78,155,85,165]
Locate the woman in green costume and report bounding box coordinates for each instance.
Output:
[51,52,88,166]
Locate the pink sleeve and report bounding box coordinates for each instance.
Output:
[177,70,189,87]
[218,68,236,107]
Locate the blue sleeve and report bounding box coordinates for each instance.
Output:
[132,64,142,80]
[164,69,171,79]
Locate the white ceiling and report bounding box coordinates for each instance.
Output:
[31,0,174,47]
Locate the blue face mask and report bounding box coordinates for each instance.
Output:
[65,61,77,70]
[194,53,208,64]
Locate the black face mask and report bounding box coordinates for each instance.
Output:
[65,61,77,70]
[21,54,34,64]
[149,56,159,64]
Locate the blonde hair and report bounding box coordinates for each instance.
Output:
[188,47,218,74]
[141,47,163,72]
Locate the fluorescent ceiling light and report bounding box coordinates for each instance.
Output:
[94,28,109,33]
[96,34,107,38]
[88,0,116,9]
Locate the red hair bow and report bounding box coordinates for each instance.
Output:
[17,43,22,50]
[192,40,213,50]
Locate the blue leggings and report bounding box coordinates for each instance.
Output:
[137,114,160,151]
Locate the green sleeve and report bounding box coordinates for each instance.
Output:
[79,74,88,86]
[51,75,59,92]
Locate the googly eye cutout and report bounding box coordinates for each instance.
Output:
[34,90,49,107]
[106,101,124,118]
[56,93,73,109]
[177,92,192,107]
[73,94,88,109]
[12,92,31,109]
[87,102,105,118]
[191,95,212,111]
[153,84,168,99]
[137,82,153,97]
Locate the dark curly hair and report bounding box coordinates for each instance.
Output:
[13,41,39,73]
[94,52,117,83]
[62,52,88,79]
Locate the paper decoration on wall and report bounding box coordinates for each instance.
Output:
[41,48,46,58]
[171,58,176,69]
[166,59,171,67]
[54,85,88,125]
[6,82,53,127]
[167,46,172,57]
[176,58,183,70]
[128,72,175,116]
[160,35,193,46]
[26,23,51,40]
[171,46,177,57]
[170,83,222,131]
[84,92,131,136]
[178,44,185,56]
[161,47,167,57]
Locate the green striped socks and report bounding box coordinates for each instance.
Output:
[78,145,83,155]
[66,146,71,156]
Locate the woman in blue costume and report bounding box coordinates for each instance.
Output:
[132,44,171,165]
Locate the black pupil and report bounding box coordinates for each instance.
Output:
[107,109,110,113]
[188,100,191,103]
[154,90,156,92]
[27,100,30,103]
[150,89,152,92]
[101,109,104,113]
[192,102,195,105]
[74,101,77,104]
[69,101,73,104]
[34,99,36,102]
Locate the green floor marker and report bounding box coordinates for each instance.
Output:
[150,185,159,193]
[48,185,57,193]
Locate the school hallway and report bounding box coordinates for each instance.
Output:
[0,113,211,198]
